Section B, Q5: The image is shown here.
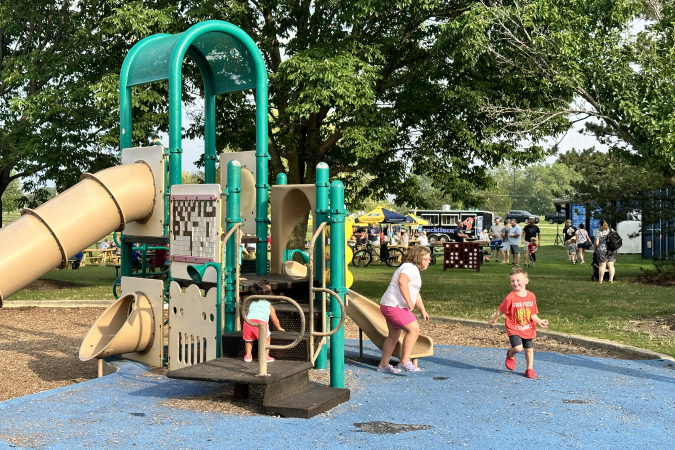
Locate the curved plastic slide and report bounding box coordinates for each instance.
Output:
[79,291,155,361]
[346,289,434,360]
[0,163,155,306]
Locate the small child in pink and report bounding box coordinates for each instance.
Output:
[243,279,284,363]
[488,267,548,378]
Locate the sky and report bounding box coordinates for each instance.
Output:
[171,116,607,174]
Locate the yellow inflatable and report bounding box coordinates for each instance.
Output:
[325,268,354,289]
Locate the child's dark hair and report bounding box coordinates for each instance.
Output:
[250,279,273,296]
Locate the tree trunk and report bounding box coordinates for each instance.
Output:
[287,211,310,251]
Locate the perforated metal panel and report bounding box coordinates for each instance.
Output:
[168,282,218,370]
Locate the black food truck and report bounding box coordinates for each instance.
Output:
[413,208,495,242]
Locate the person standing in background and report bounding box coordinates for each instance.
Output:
[489,218,504,263]
[453,220,468,243]
[595,220,617,283]
[500,221,511,264]
[562,220,576,261]
[522,217,541,247]
[508,219,522,266]
[575,224,590,264]
[367,223,380,243]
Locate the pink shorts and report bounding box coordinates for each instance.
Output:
[380,304,416,329]
[243,319,271,341]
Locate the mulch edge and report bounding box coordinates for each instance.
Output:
[429,316,675,362]
[2,301,671,362]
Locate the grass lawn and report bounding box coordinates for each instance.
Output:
[8,266,117,301]
[6,215,675,356]
[351,233,675,357]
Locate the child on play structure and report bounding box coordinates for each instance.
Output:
[488,267,548,379]
[243,279,285,363]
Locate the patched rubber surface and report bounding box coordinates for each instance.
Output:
[1,340,674,449]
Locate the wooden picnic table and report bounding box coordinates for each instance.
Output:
[84,248,114,266]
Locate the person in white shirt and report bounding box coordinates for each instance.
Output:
[99,239,110,250]
[400,229,409,246]
[377,246,430,373]
[417,232,429,246]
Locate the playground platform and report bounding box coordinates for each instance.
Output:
[1,340,674,449]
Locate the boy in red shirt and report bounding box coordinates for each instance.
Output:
[488,267,548,378]
[525,237,538,268]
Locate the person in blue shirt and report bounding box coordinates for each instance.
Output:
[508,219,522,265]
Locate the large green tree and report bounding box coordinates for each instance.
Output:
[179,0,550,245]
[449,0,675,174]
[0,1,175,226]
[487,162,581,215]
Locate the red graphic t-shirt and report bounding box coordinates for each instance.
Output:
[499,291,539,339]
[527,243,538,255]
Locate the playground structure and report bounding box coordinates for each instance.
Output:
[0,20,432,418]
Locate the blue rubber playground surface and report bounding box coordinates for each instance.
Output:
[1,340,674,449]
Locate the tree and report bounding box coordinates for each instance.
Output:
[449,0,675,175]
[477,184,513,219]
[485,163,581,215]
[0,172,22,224]
[559,147,674,225]
[0,1,175,227]
[179,0,549,247]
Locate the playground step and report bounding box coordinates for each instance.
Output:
[167,357,349,418]
[222,331,322,362]
[264,385,350,419]
[273,301,325,333]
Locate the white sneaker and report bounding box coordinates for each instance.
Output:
[377,364,401,374]
[399,361,420,372]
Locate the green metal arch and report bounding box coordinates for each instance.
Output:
[118,20,269,276]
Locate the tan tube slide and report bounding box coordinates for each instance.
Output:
[0,163,155,306]
[346,289,434,360]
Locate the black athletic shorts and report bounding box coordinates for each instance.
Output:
[509,335,534,349]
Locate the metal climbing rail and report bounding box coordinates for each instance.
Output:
[240,294,306,376]
[306,222,346,363]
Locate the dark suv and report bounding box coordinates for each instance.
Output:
[505,210,539,224]
[544,211,566,224]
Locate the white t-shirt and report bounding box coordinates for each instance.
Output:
[380,263,422,309]
[418,235,429,246]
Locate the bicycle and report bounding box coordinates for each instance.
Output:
[351,242,405,267]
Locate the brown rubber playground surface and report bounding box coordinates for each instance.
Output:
[0,306,622,403]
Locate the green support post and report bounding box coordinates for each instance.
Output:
[314,163,330,370]
[225,161,242,333]
[276,173,287,185]
[328,180,346,388]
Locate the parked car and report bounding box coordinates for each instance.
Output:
[544,211,566,224]
[505,210,539,224]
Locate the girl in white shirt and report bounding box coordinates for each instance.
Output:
[377,246,431,373]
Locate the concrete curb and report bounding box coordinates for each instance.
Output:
[2,300,114,308]
[2,301,671,362]
[429,315,675,362]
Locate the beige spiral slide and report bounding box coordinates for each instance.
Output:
[0,163,156,307]
[346,289,434,360]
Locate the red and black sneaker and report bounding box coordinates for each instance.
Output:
[505,351,516,371]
